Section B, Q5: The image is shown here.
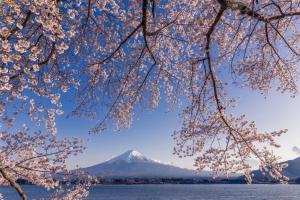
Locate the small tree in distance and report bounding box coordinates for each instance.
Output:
[0,0,299,198]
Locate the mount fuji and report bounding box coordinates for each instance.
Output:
[81,150,211,178]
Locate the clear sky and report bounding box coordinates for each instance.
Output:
[53,82,300,170]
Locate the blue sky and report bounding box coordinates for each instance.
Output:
[52,82,300,170]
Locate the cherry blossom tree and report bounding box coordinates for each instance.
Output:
[1,0,300,198]
[0,0,91,199]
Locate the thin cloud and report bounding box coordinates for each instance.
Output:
[292,146,300,155]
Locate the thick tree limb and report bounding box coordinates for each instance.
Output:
[0,166,27,200]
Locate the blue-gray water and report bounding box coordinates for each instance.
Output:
[0,184,300,200]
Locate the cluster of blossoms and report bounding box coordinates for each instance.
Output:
[0,0,79,134]
[0,127,92,199]
[1,0,300,198]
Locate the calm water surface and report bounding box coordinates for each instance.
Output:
[0,184,300,200]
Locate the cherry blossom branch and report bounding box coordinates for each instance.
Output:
[9,42,56,80]
[90,24,142,66]
[2,11,32,41]
[203,2,287,179]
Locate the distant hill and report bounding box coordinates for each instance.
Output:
[251,157,300,182]
[282,157,300,179]
[80,150,211,178]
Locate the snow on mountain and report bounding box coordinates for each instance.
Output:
[81,150,211,178]
[107,150,154,164]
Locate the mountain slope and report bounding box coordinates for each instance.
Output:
[81,150,210,178]
[282,157,300,179]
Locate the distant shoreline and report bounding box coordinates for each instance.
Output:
[16,177,300,185]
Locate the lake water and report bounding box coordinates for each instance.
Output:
[0,184,300,200]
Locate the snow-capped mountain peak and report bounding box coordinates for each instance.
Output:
[81,150,211,178]
[107,150,153,163]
